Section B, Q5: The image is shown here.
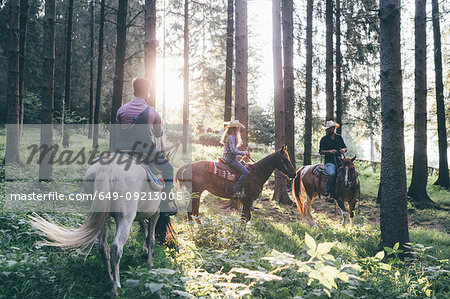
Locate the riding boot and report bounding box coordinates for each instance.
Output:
[159,189,178,217]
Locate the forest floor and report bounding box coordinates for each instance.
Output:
[0,133,449,298]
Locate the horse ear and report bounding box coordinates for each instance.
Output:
[351,155,357,162]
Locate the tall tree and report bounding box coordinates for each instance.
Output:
[432,0,449,189]
[224,0,234,123]
[62,0,74,147]
[88,0,95,139]
[18,0,29,137]
[110,0,128,150]
[93,0,105,148]
[145,0,156,107]
[379,0,409,249]
[303,0,313,166]
[235,0,248,148]
[182,0,189,154]
[325,0,334,121]
[272,0,290,204]
[408,0,437,208]
[282,0,295,167]
[39,0,56,180]
[335,0,342,134]
[6,0,20,164]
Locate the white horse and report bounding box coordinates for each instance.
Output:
[29,155,172,297]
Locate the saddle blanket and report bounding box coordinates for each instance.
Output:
[89,152,164,191]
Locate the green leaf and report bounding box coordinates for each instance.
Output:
[125,279,140,288]
[393,242,399,250]
[305,232,317,251]
[317,242,335,255]
[145,282,164,293]
[375,251,385,260]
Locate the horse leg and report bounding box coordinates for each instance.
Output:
[348,200,357,228]
[111,214,134,297]
[306,196,318,227]
[139,219,149,260]
[98,226,113,283]
[335,198,348,226]
[145,212,160,267]
[240,198,252,222]
[188,190,202,224]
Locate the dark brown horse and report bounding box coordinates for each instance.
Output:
[176,146,297,222]
[292,156,360,227]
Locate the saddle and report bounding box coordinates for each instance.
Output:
[312,164,328,181]
[208,158,248,194]
[89,151,164,191]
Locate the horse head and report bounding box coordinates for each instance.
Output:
[276,145,297,179]
[339,155,358,188]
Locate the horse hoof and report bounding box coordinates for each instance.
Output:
[111,289,118,298]
[142,252,149,261]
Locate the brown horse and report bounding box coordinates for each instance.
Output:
[176,145,297,222]
[292,156,360,227]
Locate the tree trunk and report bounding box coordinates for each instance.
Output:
[6,0,20,164]
[303,0,313,166]
[93,0,105,148]
[379,0,409,249]
[432,0,449,189]
[224,0,234,123]
[335,0,343,134]
[408,0,438,209]
[235,0,248,149]
[325,0,334,121]
[39,0,56,181]
[182,0,189,154]
[109,0,128,150]
[272,0,290,204]
[88,0,95,139]
[18,0,29,138]
[145,0,156,107]
[282,0,295,168]
[62,0,74,147]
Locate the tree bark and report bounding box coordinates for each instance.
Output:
[335,0,343,134]
[39,0,56,181]
[282,0,295,168]
[272,0,290,204]
[110,0,128,150]
[93,0,105,148]
[235,0,248,148]
[145,0,156,107]
[303,0,313,166]
[182,0,189,154]
[62,0,74,147]
[379,0,409,249]
[18,0,29,138]
[432,0,449,189]
[224,0,234,123]
[6,0,20,164]
[408,0,438,209]
[88,0,95,139]
[325,0,334,121]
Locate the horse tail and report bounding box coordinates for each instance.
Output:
[175,163,192,191]
[155,215,177,247]
[292,168,305,218]
[29,164,112,249]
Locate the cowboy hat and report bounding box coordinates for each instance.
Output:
[224,120,245,130]
[324,120,340,129]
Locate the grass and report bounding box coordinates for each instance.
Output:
[0,129,449,298]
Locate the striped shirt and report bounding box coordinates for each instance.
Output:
[224,134,246,156]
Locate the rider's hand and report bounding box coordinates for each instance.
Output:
[330,149,338,155]
[340,148,346,154]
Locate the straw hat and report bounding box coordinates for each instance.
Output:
[325,120,340,129]
[224,120,245,130]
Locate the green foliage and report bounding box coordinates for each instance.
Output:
[248,104,275,146]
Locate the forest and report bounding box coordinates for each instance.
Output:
[0,0,449,298]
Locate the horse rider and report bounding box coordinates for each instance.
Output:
[319,120,348,202]
[220,120,249,198]
[115,77,177,216]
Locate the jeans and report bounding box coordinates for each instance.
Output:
[325,162,336,196]
[224,154,249,193]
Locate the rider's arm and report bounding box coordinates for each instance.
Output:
[319,137,337,155]
[150,111,163,138]
[226,135,246,156]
